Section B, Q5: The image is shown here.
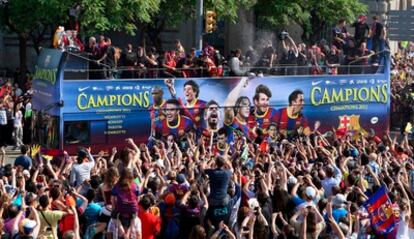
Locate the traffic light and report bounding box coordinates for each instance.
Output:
[205,10,217,33]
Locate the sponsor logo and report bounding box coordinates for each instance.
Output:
[78,86,90,92]
[312,80,323,86]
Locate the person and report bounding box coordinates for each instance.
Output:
[369,15,385,55]
[354,41,374,74]
[85,36,104,79]
[321,163,343,198]
[153,98,194,142]
[222,78,251,142]
[0,101,7,148]
[352,15,369,47]
[37,194,72,239]
[138,195,161,239]
[69,148,95,188]
[174,39,185,59]
[111,168,140,223]
[274,89,311,138]
[249,84,279,140]
[201,100,222,152]
[229,49,249,76]
[13,103,24,148]
[224,96,252,143]
[325,45,340,75]
[332,18,349,50]
[121,43,137,78]
[165,79,207,129]
[14,145,32,170]
[280,35,299,75]
[257,41,276,75]
[290,206,326,239]
[148,85,166,136]
[202,100,221,136]
[211,128,232,157]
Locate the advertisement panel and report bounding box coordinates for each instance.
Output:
[32,49,65,116]
[61,74,390,148]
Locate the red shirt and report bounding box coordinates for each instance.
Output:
[138,208,161,239]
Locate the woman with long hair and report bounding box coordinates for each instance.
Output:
[100,167,119,206]
[111,168,140,228]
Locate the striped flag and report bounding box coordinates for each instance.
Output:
[363,186,396,234]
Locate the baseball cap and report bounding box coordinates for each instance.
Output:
[305,186,316,199]
[333,194,347,207]
[288,176,298,185]
[176,174,186,184]
[20,219,37,235]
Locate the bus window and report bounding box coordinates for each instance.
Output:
[64,121,90,145]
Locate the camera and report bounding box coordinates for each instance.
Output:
[279,31,289,40]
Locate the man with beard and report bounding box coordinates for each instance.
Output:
[248,84,279,141]
[149,85,167,137]
[274,89,310,139]
[202,100,221,138]
[154,99,194,142]
[165,79,207,133]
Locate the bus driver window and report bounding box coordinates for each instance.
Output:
[64,121,90,144]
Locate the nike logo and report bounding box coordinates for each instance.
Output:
[78,86,90,92]
[311,80,323,86]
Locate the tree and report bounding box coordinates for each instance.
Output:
[0,0,160,72]
[255,0,368,44]
[142,0,257,50]
[0,0,72,70]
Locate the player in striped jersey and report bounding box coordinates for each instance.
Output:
[249,84,279,140]
[154,99,194,142]
[274,89,311,138]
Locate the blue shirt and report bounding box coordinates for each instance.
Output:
[14,155,32,170]
[205,168,232,204]
[324,208,348,222]
[84,203,102,227]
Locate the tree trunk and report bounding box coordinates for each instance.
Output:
[18,36,28,72]
[301,10,326,45]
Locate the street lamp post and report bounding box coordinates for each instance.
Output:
[195,0,203,50]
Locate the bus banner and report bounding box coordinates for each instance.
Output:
[32,49,65,116]
[61,74,390,144]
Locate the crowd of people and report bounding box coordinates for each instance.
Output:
[2,95,414,239]
[0,80,33,154]
[0,16,412,239]
[56,15,388,79]
[390,42,414,132]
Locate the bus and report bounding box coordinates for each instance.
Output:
[32,48,391,154]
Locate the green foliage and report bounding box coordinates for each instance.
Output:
[80,0,161,35]
[255,0,368,39]
[0,0,72,36]
[158,0,257,27]
[0,0,161,37]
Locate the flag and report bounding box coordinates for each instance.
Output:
[240,145,249,163]
[363,186,396,234]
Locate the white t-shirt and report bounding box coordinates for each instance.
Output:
[14,110,22,127]
[108,217,142,239]
[396,219,414,239]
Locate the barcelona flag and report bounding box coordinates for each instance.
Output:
[363,186,396,234]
